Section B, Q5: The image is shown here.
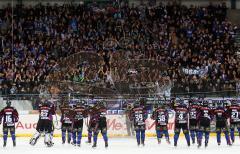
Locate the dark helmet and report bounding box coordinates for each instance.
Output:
[134,101,140,108]
[202,100,208,107]
[191,99,198,105]
[6,100,11,107]
[231,99,237,106]
[178,100,186,107]
[76,101,83,107]
[42,100,50,106]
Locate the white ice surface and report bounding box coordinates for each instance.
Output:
[0,136,239,154]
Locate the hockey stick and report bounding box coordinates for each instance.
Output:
[53,114,61,130]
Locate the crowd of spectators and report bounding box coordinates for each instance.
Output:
[0,1,239,97]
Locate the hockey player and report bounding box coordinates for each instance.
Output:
[151,102,170,144]
[86,103,97,144]
[197,100,212,148]
[213,102,231,146]
[92,101,108,148]
[59,103,72,144]
[0,101,19,147]
[172,100,190,147]
[188,99,199,144]
[124,102,135,136]
[226,99,240,143]
[130,101,148,146]
[70,100,87,146]
[30,99,56,147]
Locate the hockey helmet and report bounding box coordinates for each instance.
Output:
[6,100,11,107]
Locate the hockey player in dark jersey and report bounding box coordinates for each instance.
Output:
[172,100,190,147]
[188,99,199,144]
[213,102,231,146]
[226,99,240,143]
[130,101,148,146]
[69,100,87,146]
[0,101,19,147]
[92,101,108,148]
[86,104,97,144]
[30,99,56,147]
[59,103,72,144]
[151,102,170,144]
[197,100,212,148]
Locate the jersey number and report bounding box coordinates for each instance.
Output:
[5,114,12,123]
[41,110,48,117]
[158,115,165,122]
[232,111,239,119]
[135,114,143,122]
[178,113,183,120]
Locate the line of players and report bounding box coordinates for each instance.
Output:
[29,99,108,148]
[1,98,240,148]
[130,98,240,147]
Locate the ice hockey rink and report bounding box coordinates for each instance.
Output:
[0,136,239,154]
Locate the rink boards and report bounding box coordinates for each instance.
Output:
[0,113,229,137]
[0,113,176,137]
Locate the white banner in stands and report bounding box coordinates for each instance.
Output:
[0,114,176,137]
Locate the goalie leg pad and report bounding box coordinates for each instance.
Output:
[30,132,41,146]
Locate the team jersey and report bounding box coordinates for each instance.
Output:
[71,106,87,121]
[189,105,198,120]
[131,106,147,126]
[213,107,228,122]
[98,107,107,124]
[38,102,56,121]
[151,108,169,126]
[87,107,98,126]
[59,105,72,124]
[227,105,240,123]
[174,106,188,124]
[0,106,19,127]
[197,106,212,121]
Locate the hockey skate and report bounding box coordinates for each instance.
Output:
[227,141,232,146]
[46,141,53,147]
[166,138,170,144]
[205,141,208,147]
[92,142,97,148]
[174,142,177,147]
[13,140,16,147]
[105,142,108,148]
[192,139,195,144]
[3,141,6,147]
[30,137,39,146]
